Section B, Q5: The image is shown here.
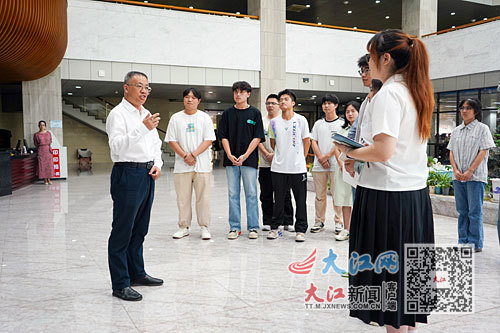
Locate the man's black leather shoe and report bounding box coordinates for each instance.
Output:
[112,287,142,301]
[131,274,164,286]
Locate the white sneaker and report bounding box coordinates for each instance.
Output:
[262,225,271,231]
[267,229,279,239]
[335,229,349,241]
[227,230,240,240]
[310,222,324,233]
[295,232,306,242]
[335,223,344,234]
[284,225,295,232]
[173,227,189,239]
[200,226,211,240]
[248,229,259,239]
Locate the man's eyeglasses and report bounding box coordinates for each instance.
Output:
[127,84,152,93]
[265,102,279,106]
[459,106,474,111]
[358,67,370,76]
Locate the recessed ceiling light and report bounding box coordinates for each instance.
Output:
[385,15,390,19]
[306,4,311,8]
[347,10,352,14]
[217,101,221,104]
[189,6,193,9]
[356,96,361,99]
[75,85,81,89]
[208,91,213,94]
[353,26,358,29]
[343,1,349,4]
[451,25,456,28]
[450,12,455,16]
[471,18,476,22]
[144,1,148,3]
[68,92,73,95]
[483,17,488,20]
[115,90,118,94]
[236,11,240,14]
[375,0,380,3]
[298,103,302,106]
[317,22,322,25]
[312,95,317,98]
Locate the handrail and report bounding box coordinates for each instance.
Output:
[286,19,378,34]
[422,15,500,37]
[96,96,116,108]
[97,0,259,19]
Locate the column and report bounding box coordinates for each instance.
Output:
[402,0,437,37]
[22,66,63,146]
[248,0,286,115]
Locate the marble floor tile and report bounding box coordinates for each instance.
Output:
[0,166,498,332]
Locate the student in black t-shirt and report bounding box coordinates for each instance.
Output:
[218,81,265,240]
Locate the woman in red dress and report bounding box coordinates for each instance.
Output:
[33,120,54,185]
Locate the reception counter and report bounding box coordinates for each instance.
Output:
[0,151,38,196]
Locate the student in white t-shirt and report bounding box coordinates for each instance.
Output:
[310,93,344,234]
[335,29,436,332]
[166,88,216,240]
[267,89,311,242]
[257,94,294,232]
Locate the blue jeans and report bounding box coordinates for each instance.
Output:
[453,180,485,249]
[226,166,259,231]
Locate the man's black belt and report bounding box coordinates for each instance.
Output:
[114,161,154,170]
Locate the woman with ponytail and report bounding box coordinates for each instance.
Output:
[335,29,435,332]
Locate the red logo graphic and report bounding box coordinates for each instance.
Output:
[288,248,317,275]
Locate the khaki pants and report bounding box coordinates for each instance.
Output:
[312,171,343,224]
[173,172,211,228]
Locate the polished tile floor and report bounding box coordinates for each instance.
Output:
[0,165,499,332]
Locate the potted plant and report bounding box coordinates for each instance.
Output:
[434,172,449,195]
[442,176,452,195]
[427,170,437,194]
[427,156,437,168]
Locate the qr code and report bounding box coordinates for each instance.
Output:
[404,244,473,314]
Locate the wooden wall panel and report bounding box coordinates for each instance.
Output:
[0,0,68,82]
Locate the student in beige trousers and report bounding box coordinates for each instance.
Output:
[166,87,216,240]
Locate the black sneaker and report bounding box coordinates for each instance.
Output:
[310,222,325,233]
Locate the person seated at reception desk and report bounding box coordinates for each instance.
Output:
[33,120,54,185]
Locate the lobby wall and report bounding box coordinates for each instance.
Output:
[63,114,111,165]
[425,20,500,79]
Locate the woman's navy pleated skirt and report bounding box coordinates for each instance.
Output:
[348,186,435,329]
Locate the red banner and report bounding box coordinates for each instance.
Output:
[52,148,60,178]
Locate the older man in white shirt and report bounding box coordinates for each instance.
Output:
[106,71,163,301]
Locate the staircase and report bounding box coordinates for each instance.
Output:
[61,97,175,159]
[62,99,107,134]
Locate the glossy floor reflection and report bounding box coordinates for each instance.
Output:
[0,165,499,332]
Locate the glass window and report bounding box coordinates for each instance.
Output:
[439,112,457,135]
[481,87,500,110]
[482,110,498,134]
[427,144,437,159]
[429,113,437,143]
[458,89,479,103]
[438,92,457,112]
